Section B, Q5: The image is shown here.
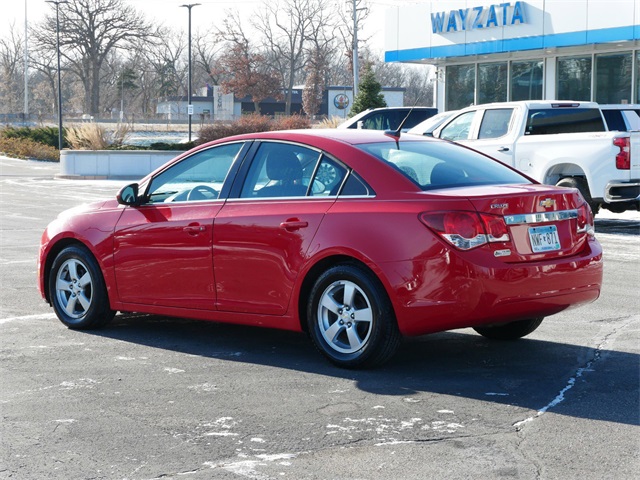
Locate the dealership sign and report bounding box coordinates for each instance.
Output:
[431,1,526,33]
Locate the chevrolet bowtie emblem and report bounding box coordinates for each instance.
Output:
[539,198,555,208]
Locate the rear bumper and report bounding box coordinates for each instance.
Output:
[604,179,640,203]
[383,239,603,337]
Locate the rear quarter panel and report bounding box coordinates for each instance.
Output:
[514,132,624,199]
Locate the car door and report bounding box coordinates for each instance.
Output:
[465,107,516,165]
[112,142,248,310]
[213,141,348,315]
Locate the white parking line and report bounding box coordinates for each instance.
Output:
[0,313,57,325]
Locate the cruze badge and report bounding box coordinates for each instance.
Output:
[539,198,555,208]
[491,203,509,209]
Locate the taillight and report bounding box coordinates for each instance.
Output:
[420,211,510,250]
[577,203,595,236]
[613,136,630,170]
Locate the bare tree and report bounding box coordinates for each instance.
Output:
[0,23,24,114]
[215,14,281,114]
[193,28,223,88]
[336,0,370,82]
[371,54,435,107]
[28,42,59,117]
[32,0,157,116]
[143,30,187,99]
[302,49,325,117]
[254,0,335,115]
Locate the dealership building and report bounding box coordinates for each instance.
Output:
[384,0,640,111]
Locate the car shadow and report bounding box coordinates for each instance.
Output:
[91,313,639,427]
[595,216,640,235]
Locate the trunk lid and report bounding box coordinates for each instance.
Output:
[431,183,593,263]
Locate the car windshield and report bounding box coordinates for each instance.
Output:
[357,140,532,190]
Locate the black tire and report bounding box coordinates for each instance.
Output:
[556,177,599,215]
[48,245,115,329]
[473,318,544,340]
[306,264,402,369]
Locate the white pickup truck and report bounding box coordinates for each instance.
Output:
[426,101,640,214]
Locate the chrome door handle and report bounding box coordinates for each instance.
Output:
[280,220,309,231]
[183,224,205,235]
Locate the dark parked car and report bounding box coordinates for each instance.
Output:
[337,107,438,131]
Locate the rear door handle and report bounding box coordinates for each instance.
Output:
[498,146,510,152]
[280,220,309,231]
[183,224,206,235]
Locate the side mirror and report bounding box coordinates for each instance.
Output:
[117,183,140,206]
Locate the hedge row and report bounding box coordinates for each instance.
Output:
[0,136,60,162]
[1,114,313,161]
[198,114,311,144]
[1,126,61,148]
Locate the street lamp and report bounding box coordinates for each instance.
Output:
[352,0,359,99]
[24,0,29,121]
[180,4,200,143]
[46,0,68,150]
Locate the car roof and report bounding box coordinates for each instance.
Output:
[457,100,599,110]
[210,128,431,146]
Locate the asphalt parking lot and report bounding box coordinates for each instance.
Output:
[1,156,638,480]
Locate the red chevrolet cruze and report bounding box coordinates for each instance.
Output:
[38,129,603,368]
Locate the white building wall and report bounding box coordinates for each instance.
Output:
[386,0,639,111]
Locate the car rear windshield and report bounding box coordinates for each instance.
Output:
[357,140,531,190]
[525,108,605,135]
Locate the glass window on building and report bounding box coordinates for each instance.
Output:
[557,56,592,101]
[511,60,543,101]
[478,62,508,104]
[446,65,475,111]
[595,52,632,104]
[636,51,640,103]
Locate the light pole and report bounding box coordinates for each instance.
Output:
[23,0,28,121]
[352,0,359,99]
[180,3,200,143]
[46,0,68,150]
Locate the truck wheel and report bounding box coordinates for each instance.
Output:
[556,177,599,215]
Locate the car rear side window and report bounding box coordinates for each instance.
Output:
[478,109,513,139]
[525,108,605,135]
[357,141,531,190]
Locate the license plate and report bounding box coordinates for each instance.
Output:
[528,225,561,253]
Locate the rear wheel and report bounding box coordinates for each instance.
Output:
[473,318,544,340]
[556,177,599,215]
[49,245,115,329]
[307,264,401,369]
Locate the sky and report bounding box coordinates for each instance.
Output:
[1,0,391,52]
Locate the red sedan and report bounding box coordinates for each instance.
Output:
[38,129,603,368]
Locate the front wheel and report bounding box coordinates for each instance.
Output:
[473,318,544,340]
[306,264,401,369]
[48,245,115,329]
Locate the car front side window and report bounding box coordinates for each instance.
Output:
[440,111,476,141]
[147,143,244,203]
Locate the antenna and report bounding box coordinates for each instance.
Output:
[384,95,424,145]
